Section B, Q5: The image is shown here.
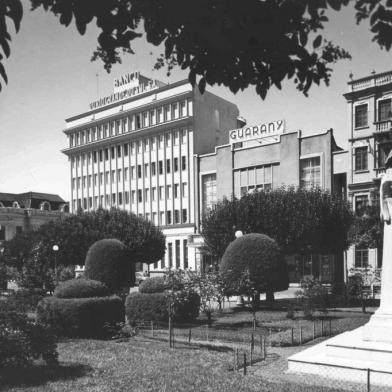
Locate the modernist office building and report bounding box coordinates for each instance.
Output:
[0,192,69,244]
[192,123,346,285]
[344,69,392,271]
[62,72,240,272]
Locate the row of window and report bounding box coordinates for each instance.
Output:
[72,134,187,169]
[354,143,392,171]
[73,196,188,225]
[69,100,192,147]
[153,239,189,270]
[72,157,187,189]
[73,182,188,204]
[354,98,392,128]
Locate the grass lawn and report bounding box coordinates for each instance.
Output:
[1,338,344,392]
[0,306,373,392]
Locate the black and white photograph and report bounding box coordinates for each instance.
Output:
[1,1,392,391]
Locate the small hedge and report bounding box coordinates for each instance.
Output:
[125,292,168,324]
[125,290,200,325]
[139,277,167,293]
[54,279,109,299]
[36,296,124,338]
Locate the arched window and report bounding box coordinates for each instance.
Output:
[40,201,51,211]
[12,201,20,208]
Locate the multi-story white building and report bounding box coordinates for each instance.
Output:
[344,69,392,271]
[62,72,239,272]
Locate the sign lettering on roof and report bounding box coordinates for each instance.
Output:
[89,71,159,111]
[229,120,285,144]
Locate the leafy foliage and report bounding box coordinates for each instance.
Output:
[36,295,124,338]
[295,277,330,319]
[0,310,58,368]
[139,276,168,293]
[84,238,133,292]
[202,187,353,260]
[186,268,226,324]
[53,278,109,299]
[349,204,383,250]
[125,292,169,325]
[2,1,392,97]
[220,233,288,300]
[5,208,165,290]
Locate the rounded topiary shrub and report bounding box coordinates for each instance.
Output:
[220,233,288,299]
[139,277,167,293]
[36,296,124,338]
[84,239,132,292]
[53,278,109,299]
[125,292,168,325]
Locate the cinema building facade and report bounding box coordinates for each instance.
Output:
[192,124,347,286]
[62,72,240,272]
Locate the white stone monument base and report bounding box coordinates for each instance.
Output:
[287,326,392,386]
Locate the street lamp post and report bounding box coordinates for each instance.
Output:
[52,244,59,285]
[234,230,245,306]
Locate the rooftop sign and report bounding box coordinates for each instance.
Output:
[89,71,159,111]
[229,120,285,144]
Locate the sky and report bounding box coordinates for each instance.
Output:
[0,4,392,202]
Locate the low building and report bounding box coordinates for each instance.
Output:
[192,122,345,286]
[0,192,69,244]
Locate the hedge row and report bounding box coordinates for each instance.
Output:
[37,296,124,338]
[125,290,200,325]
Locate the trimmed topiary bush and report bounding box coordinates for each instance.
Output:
[220,233,288,301]
[36,296,124,338]
[139,277,167,293]
[53,278,109,299]
[84,238,133,292]
[125,290,200,325]
[125,292,168,325]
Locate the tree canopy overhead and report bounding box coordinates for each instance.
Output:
[1,1,392,96]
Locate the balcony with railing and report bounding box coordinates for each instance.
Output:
[349,70,392,92]
[375,120,392,133]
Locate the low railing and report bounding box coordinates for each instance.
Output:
[350,70,392,92]
[375,120,392,132]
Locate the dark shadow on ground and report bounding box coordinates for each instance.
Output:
[0,362,92,390]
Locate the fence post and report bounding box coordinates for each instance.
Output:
[233,349,237,371]
[329,319,332,336]
[188,328,192,343]
[269,328,272,347]
[253,318,256,331]
[291,328,294,345]
[250,348,253,366]
[321,319,324,337]
[313,321,316,340]
[251,333,254,350]
[168,317,172,348]
[206,325,209,341]
[263,336,267,360]
[299,327,303,345]
[236,348,239,370]
[243,353,247,375]
[367,368,370,392]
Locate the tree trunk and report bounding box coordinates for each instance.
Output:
[266,289,275,303]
